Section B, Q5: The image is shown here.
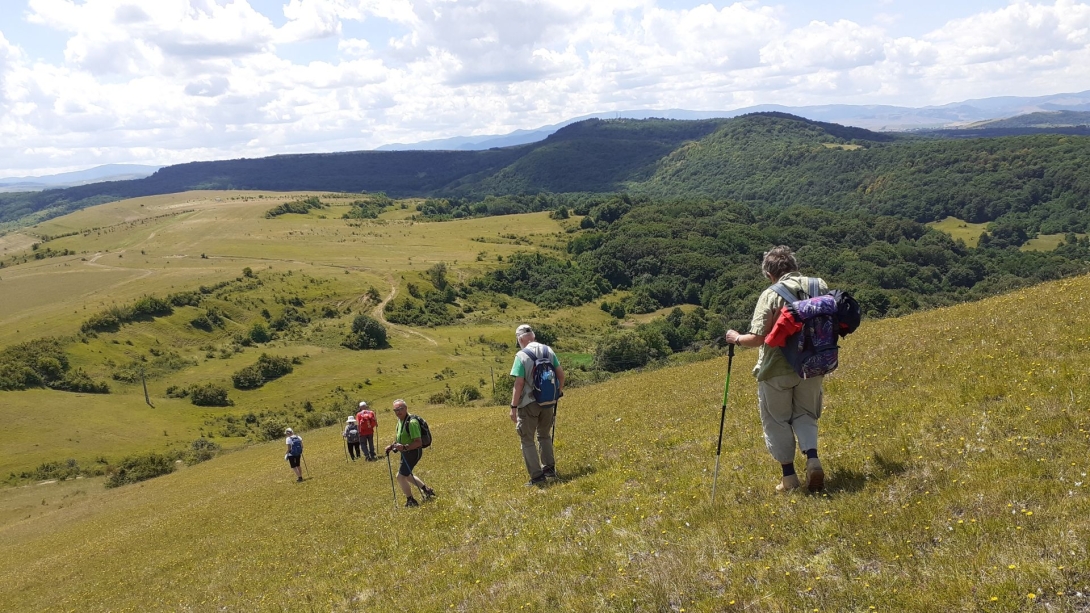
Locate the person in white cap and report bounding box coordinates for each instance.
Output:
[343,417,362,461]
[355,401,378,461]
[284,428,303,482]
[510,324,564,486]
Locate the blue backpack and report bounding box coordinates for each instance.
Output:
[288,435,303,456]
[771,278,861,379]
[521,346,560,407]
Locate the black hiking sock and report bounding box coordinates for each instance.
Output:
[781,463,796,477]
[804,449,818,460]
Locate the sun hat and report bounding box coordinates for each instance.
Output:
[358,401,368,408]
[285,428,294,435]
[346,417,355,423]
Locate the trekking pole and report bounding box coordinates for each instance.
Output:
[344,440,350,463]
[385,452,398,510]
[711,344,735,505]
[302,455,311,479]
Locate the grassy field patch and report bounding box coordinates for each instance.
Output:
[926,216,988,247]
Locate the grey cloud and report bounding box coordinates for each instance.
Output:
[184,76,230,97]
[156,37,268,59]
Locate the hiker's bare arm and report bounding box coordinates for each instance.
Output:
[725,330,766,348]
[555,363,565,391]
[510,378,525,422]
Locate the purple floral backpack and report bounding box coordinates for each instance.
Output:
[771,278,860,378]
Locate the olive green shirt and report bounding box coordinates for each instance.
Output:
[749,272,828,381]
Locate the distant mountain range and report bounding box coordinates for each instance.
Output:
[0,164,161,193]
[376,90,1090,151]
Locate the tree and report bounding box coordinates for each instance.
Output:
[343,314,388,350]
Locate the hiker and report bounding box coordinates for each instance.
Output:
[510,324,565,486]
[383,399,436,507]
[343,417,362,461]
[356,401,378,461]
[285,428,304,482]
[725,246,827,493]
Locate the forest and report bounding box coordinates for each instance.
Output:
[4,113,1090,241]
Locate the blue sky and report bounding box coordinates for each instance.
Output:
[1,0,1089,176]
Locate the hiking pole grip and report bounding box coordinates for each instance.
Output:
[711,344,735,505]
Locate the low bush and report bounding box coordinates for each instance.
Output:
[189,383,232,407]
[184,438,221,466]
[232,354,294,390]
[104,452,175,488]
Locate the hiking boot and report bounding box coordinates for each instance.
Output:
[525,475,547,487]
[542,465,557,479]
[805,458,825,493]
[775,474,800,493]
[405,496,419,508]
[296,477,304,483]
[422,486,436,500]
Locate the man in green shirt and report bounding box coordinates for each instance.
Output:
[510,324,565,486]
[384,399,436,507]
[725,246,827,494]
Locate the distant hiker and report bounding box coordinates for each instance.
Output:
[510,324,565,486]
[285,428,304,482]
[344,417,362,461]
[356,401,378,461]
[383,399,436,507]
[725,246,827,494]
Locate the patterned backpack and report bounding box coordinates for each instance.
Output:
[771,278,861,379]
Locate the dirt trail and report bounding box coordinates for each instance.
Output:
[372,276,438,346]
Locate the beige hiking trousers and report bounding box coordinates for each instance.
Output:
[757,373,823,464]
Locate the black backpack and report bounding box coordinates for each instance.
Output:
[771,278,861,379]
[404,414,432,449]
[345,422,360,443]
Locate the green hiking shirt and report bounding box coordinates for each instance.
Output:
[749,272,828,381]
[395,417,422,445]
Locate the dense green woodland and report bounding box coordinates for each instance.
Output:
[3,113,1090,240]
[472,195,1090,335]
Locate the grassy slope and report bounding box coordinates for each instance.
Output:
[0,192,607,476]
[1,273,1088,611]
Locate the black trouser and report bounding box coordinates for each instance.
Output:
[362,434,376,459]
[347,441,362,459]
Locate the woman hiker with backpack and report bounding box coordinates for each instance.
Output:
[724,246,827,494]
[343,417,362,461]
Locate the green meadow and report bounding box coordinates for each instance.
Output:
[0,270,1088,611]
[926,216,988,248]
[1,191,1089,611]
[0,191,613,478]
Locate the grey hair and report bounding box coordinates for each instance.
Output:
[393,399,407,410]
[761,245,799,280]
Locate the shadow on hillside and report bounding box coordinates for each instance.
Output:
[826,468,867,494]
[552,464,597,484]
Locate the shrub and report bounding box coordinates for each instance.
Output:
[232,354,294,389]
[343,314,388,349]
[184,438,221,465]
[260,419,287,441]
[597,331,651,372]
[249,322,271,343]
[104,452,176,488]
[189,383,232,407]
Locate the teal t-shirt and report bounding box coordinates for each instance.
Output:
[395,417,422,445]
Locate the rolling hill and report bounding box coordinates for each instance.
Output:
[4,113,1090,243]
[1,270,1087,611]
